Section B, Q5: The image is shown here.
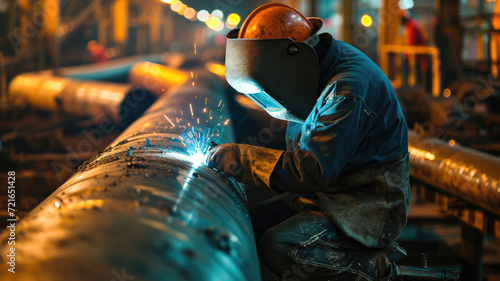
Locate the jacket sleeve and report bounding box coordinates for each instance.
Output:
[269,94,376,194]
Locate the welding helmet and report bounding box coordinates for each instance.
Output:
[225,3,323,123]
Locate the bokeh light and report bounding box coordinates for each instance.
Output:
[170,1,182,12]
[361,14,373,27]
[226,13,241,27]
[206,16,221,29]
[443,88,451,98]
[177,4,187,15]
[213,34,226,46]
[215,20,224,31]
[184,7,196,20]
[197,10,209,22]
[212,9,223,20]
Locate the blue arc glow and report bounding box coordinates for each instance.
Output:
[181,126,223,167]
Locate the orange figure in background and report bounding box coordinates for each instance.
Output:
[401,10,429,84]
[86,40,108,63]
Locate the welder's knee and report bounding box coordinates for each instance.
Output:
[258,226,295,274]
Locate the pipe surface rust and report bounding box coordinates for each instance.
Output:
[408,130,500,216]
[0,71,261,281]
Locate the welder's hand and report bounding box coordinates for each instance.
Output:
[207,143,284,188]
[207,143,246,178]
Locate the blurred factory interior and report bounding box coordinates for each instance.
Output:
[0,0,500,280]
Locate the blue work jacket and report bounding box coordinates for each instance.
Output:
[268,34,411,249]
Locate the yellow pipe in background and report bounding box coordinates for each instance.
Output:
[43,0,60,70]
[113,0,129,44]
[408,54,416,87]
[492,1,500,79]
[492,32,499,79]
[43,0,59,37]
[477,18,484,63]
[128,61,189,97]
[149,2,162,53]
[9,74,69,111]
[206,62,225,78]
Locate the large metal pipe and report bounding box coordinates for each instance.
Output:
[408,130,500,216]
[0,71,260,281]
[128,61,189,98]
[8,73,155,125]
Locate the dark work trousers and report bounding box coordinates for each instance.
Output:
[250,194,395,281]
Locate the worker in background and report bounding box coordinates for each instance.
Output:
[401,10,430,90]
[208,3,411,280]
[86,40,108,63]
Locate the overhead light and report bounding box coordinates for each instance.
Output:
[206,16,220,29]
[398,0,414,10]
[361,14,373,27]
[170,1,182,12]
[226,13,241,27]
[197,10,209,22]
[211,9,223,20]
[215,20,224,31]
[184,7,196,20]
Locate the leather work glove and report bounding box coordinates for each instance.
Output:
[207,143,284,188]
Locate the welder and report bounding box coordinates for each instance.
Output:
[208,3,411,280]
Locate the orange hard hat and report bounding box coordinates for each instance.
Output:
[238,3,316,42]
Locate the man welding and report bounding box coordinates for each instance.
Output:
[208,3,411,280]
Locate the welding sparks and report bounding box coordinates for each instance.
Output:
[180,126,224,166]
[194,43,197,54]
[162,96,230,162]
[164,115,176,127]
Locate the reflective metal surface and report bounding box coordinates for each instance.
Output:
[0,72,261,281]
[9,73,154,125]
[408,130,500,216]
[128,61,189,98]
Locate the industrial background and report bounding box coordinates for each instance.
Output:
[0,0,499,280]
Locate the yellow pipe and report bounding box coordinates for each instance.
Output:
[492,1,500,78]
[113,0,128,44]
[408,54,416,87]
[149,2,161,53]
[477,18,484,63]
[43,0,59,37]
[128,62,189,97]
